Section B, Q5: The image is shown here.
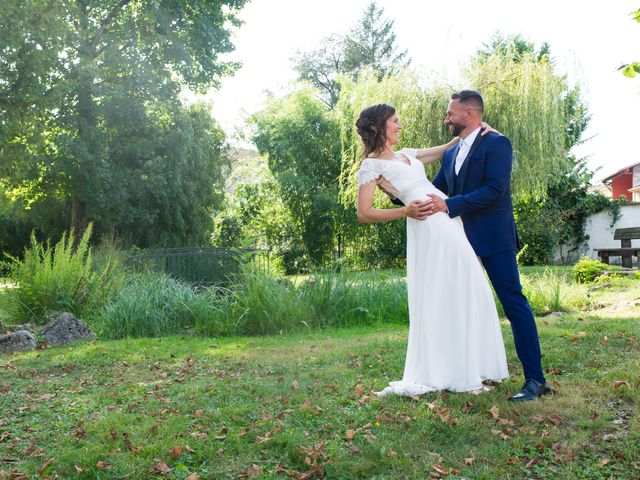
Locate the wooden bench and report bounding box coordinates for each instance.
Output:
[595,227,640,268]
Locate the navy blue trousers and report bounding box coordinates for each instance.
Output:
[480,250,545,384]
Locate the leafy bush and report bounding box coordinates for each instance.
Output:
[572,256,609,283]
[1,225,123,324]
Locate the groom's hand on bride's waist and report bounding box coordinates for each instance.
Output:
[406,200,431,220]
[424,194,448,216]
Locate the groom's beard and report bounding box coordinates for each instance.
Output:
[449,123,465,137]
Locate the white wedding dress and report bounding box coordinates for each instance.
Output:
[358,148,509,395]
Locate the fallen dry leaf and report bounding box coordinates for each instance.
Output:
[123,432,141,454]
[345,429,356,441]
[96,461,111,470]
[346,442,360,454]
[546,414,562,426]
[37,458,54,475]
[239,464,263,478]
[150,461,171,475]
[291,380,299,390]
[488,405,500,420]
[431,464,449,475]
[491,429,504,438]
[185,474,200,480]
[613,380,630,389]
[170,446,182,458]
[3,471,28,480]
[464,457,475,465]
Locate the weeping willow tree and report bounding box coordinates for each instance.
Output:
[466,50,582,198]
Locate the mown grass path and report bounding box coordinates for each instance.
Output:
[1,280,639,479]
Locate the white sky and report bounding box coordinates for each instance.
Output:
[201,0,640,183]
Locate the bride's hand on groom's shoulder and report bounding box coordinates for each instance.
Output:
[480,122,502,136]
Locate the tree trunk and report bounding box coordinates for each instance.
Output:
[70,2,96,244]
[71,195,87,241]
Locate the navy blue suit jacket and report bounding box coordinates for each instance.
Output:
[432,131,518,257]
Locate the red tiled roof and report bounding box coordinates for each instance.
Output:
[601,161,640,183]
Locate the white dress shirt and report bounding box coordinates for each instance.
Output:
[454,126,482,175]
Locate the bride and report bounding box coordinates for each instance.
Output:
[355,103,509,395]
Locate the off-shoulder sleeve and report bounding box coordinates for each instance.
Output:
[357,159,381,186]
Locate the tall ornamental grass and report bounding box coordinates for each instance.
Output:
[95,272,214,339]
[0,225,124,324]
[203,269,408,336]
[94,266,590,340]
[97,268,409,339]
[491,267,589,317]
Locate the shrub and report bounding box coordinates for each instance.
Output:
[572,256,609,283]
[1,225,123,324]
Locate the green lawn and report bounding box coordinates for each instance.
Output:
[1,276,639,479]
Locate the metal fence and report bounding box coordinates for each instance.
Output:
[126,247,272,285]
[125,235,406,284]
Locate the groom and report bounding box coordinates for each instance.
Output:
[425,90,549,401]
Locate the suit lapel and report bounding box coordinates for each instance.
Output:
[456,133,484,194]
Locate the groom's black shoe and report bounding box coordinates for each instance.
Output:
[509,379,551,402]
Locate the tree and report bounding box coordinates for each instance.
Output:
[0,0,247,242]
[619,8,640,78]
[476,33,550,63]
[292,35,347,109]
[342,1,409,78]
[250,87,343,266]
[292,1,408,107]
[465,36,589,196]
[94,102,229,247]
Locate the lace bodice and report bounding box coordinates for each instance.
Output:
[357,148,446,204]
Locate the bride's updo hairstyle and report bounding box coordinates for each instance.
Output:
[355,103,396,159]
